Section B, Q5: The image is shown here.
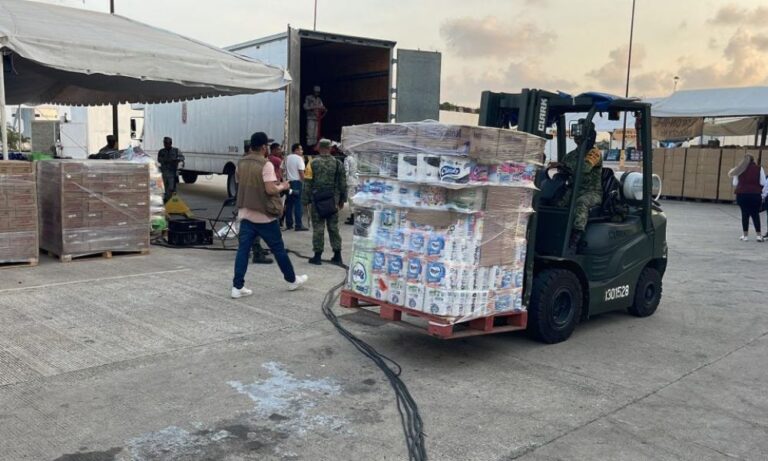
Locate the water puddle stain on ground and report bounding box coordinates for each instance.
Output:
[121,361,348,460]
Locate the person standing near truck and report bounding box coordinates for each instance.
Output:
[284,143,309,231]
[303,139,346,265]
[157,137,185,203]
[303,86,326,147]
[231,131,307,298]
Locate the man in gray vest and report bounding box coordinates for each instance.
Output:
[231,132,308,299]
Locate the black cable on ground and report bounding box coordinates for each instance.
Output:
[151,237,428,459]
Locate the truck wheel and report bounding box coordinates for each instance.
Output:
[628,267,662,317]
[181,172,198,184]
[227,172,238,198]
[528,269,583,344]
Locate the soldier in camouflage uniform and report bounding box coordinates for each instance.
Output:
[303,139,347,265]
[556,131,603,249]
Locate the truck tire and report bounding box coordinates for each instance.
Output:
[628,267,662,317]
[227,172,238,198]
[528,269,583,344]
[181,171,198,184]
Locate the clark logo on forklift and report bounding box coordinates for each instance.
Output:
[605,285,630,301]
[537,98,549,133]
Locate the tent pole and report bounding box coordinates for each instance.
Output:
[761,116,768,148]
[0,52,8,158]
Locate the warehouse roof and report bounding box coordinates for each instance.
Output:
[0,0,291,106]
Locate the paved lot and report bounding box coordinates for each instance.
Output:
[0,178,766,461]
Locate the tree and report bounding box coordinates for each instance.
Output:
[4,124,28,151]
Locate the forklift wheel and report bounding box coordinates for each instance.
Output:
[628,267,662,317]
[528,269,583,344]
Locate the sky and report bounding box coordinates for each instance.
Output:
[38,0,768,107]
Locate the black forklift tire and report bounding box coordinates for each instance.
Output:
[528,269,583,344]
[628,267,662,317]
[181,171,198,184]
[227,172,238,198]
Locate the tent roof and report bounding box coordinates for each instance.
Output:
[650,87,768,118]
[0,0,291,106]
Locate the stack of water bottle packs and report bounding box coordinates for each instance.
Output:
[342,121,545,324]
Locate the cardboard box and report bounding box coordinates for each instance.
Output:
[663,148,686,197]
[718,148,740,201]
[37,161,150,258]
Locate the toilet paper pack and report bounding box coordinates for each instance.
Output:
[408,231,427,256]
[353,208,378,239]
[406,256,424,283]
[424,288,450,316]
[348,242,374,297]
[439,156,474,184]
[397,154,419,182]
[388,277,407,306]
[406,282,425,311]
[371,250,387,274]
[418,154,441,183]
[386,252,406,278]
[371,274,390,302]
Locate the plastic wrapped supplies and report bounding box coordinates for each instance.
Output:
[121,147,167,233]
[342,122,544,325]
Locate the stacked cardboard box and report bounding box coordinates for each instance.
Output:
[684,148,720,199]
[652,148,665,183]
[0,161,38,264]
[662,148,686,197]
[37,161,150,258]
[342,122,543,323]
[718,149,740,201]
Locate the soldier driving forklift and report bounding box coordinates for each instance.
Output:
[479,89,667,343]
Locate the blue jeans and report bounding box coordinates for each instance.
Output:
[233,219,296,289]
[285,180,304,229]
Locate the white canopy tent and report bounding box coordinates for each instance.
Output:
[0,0,291,156]
[648,87,768,144]
[651,87,768,118]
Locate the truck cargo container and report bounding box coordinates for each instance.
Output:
[143,27,441,196]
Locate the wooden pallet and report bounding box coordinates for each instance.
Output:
[0,258,38,269]
[41,248,149,263]
[340,289,527,339]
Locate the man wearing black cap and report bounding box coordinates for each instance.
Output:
[231,132,308,299]
[158,136,185,203]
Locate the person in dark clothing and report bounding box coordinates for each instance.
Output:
[729,154,766,242]
[157,137,185,203]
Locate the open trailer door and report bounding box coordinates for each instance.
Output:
[395,49,441,123]
[286,26,302,147]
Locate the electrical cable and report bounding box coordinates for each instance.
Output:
[150,237,428,459]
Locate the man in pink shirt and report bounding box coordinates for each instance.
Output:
[231,132,308,298]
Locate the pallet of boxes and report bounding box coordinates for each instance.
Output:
[339,122,544,338]
[37,161,151,262]
[0,161,39,268]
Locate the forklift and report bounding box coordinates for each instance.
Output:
[479,89,668,343]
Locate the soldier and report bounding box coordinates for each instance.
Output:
[303,138,347,265]
[303,86,326,147]
[157,137,185,203]
[555,127,602,249]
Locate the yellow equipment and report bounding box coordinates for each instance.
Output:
[164,193,193,218]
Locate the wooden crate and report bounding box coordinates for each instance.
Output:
[37,161,151,261]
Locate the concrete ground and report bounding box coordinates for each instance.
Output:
[1,176,766,461]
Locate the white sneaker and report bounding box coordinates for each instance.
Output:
[288,275,308,291]
[740,235,749,241]
[231,287,253,299]
[758,236,764,242]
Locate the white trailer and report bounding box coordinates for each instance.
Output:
[143,27,441,196]
[58,104,143,159]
